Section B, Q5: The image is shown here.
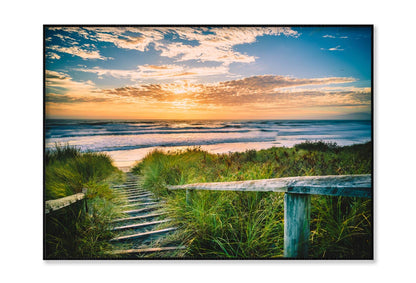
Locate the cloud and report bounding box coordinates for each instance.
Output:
[46,71,368,116]
[46,70,96,92]
[323,34,348,39]
[153,27,300,64]
[155,41,257,64]
[46,26,300,64]
[54,33,78,43]
[84,27,165,52]
[47,44,109,60]
[138,64,230,79]
[321,45,344,51]
[46,52,61,60]
[98,75,366,109]
[76,64,231,81]
[46,93,109,103]
[214,75,355,90]
[329,45,344,51]
[45,70,109,103]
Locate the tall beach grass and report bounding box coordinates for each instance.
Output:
[45,144,125,258]
[132,141,372,258]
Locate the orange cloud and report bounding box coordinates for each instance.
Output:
[99,75,367,108]
[46,72,370,119]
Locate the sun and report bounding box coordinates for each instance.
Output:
[164,81,202,95]
[171,99,198,110]
[172,87,188,95]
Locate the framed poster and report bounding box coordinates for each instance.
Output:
[44,25,373,259]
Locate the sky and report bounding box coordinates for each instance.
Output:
[45,26,372,120]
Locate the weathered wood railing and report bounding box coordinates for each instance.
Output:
[45,189,89,258]
[168,174,372,258]
[45,188,88,214]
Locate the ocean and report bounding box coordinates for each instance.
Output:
[45,119,371,168]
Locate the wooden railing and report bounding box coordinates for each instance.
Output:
[45,188,88,214]
[168,174,372,258]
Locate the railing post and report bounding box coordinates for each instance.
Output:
[284,193,311,258]
[186,189,193,205]
[82,188,88,213]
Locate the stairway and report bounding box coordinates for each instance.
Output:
[108,173,186,258]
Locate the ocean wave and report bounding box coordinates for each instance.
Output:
[45,134,277,152]
[46,129,253,139]
[45,119,371,153]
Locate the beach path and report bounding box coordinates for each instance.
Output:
[108,173,185,258]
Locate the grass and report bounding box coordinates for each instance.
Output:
[131,141,373,259]
[45,144,123,200]
[45,144,125,259]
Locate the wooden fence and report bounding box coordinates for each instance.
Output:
[45,188,88,214]
[44,189,89,258]
[168,174,372,258]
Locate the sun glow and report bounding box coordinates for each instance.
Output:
[45,26,372,120]
[165,81,202,95]
[171,98,197,109]
[172,88,188,95]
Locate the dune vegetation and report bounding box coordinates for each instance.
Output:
[132,141,373,258]
[45,144,125,258]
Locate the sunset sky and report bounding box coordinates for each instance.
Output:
[45,26,372,120]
